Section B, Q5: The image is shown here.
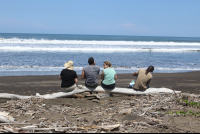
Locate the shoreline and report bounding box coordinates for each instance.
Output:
[0,69,199,77]
[0,71,200,96]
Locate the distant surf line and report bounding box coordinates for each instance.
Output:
[1,38,200,46]
[0,47,199,53]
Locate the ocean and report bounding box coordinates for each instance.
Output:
[0,33,200,76]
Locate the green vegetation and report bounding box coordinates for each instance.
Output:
[165,98,200,117]
[177,98,200,107]
[166,110,200,117]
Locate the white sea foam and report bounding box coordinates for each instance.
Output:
[0,38,200,46]
[0,46,199,52]
[0,38,200,52]
[0,66,199,71]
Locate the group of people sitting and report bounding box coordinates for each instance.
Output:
[59,57,154,93]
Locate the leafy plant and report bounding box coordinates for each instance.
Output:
[180,111,187,116]
[166,110,200,117]
[188,111,194,115]
[184,99,189,105]
[189,102,194,106]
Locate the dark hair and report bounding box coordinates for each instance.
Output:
[88,57,94,65]
[147,66,154,72]
[146,65,154,75]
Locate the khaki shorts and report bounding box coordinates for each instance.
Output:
[61,84,77,92]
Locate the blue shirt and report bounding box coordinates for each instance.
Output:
[102,68,116,85]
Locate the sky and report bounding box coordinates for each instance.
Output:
[0,0,200,37]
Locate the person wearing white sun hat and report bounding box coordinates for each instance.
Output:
[59,61,78,92]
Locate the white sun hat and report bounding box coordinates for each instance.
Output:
[64,61,74,70]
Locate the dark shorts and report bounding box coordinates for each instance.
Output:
[85,83,98,88]
[101,82,115,89]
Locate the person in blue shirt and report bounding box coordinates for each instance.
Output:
[101,61,117,89]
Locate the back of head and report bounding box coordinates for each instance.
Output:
[88,57,94,65]
[64,60,74,70]
[147,65,154,72]
[104,61,112,67]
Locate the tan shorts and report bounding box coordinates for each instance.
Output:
[61,84,77,92]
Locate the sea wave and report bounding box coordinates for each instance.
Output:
[0,46,199,52]
[0,38,200,46]
[0,65,199,71]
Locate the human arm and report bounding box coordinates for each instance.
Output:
[74,78,78,84]
[101,70,104,81]
[59,75,62,80]
[81,69,85,79]
[146,80,151,86]
[98,67,100,74]
[114,74,117,80]
[132,72,138,76]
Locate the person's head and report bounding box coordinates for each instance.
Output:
[103,61,112,69]
[64,60,74,70]
[88,57,95,65]
[147,65,154,73]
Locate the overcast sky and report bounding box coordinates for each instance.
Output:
[0,0,200,37]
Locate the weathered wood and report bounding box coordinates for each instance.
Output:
[0,112,15,123]
[100,124,121,131]
[19,126,77,131]
[0,86,181,100]
[3,126,19,133]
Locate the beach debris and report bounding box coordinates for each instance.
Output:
[0,112,15,123]
[1,91,200,133]
[0,86,181,100]
[119,108,132,115]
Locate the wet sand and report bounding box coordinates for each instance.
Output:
[0,71,200,96]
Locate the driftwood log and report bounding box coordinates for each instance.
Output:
[0,112,15,123]
[0,85,181,100]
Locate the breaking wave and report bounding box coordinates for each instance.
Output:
[0,65,199,71]
[0,46,199,52]
[0,38,200,46]
[0,38,200,53]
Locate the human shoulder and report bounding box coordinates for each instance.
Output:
[111,68,115,71]
[140,69,146,72]
[94,65,100,68]
[136,69,145,73]
[83,65,89,70]
[91,65,100,68]
[61,69,75,74]
[148,73,153,78]
[139,69,146,73]
[105,68,115,72]
[112,68,116,74]
[61,68,68,72]
[66,69,77,73]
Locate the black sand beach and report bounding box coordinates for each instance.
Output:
[0,71,200,133]
[0,71,199,96]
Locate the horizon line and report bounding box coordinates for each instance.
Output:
[0,32,200,38]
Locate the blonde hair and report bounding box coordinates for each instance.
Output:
[104,61,112,67]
